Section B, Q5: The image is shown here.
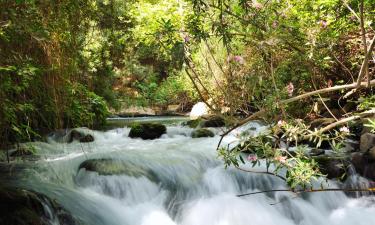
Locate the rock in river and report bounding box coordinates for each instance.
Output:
[128,123,166,140]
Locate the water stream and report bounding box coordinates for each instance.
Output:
[5,118,375,225]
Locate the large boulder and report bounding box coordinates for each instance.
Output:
[360,132,375,152]
[128,123,166,139]
[0,187,77,225]
[191,128,215,138]
[190,102,210,120]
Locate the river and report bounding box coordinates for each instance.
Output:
[3,117,375,225]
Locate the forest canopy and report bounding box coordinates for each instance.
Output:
[0,0,374,156]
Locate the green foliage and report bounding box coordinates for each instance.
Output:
[365,119,375,133]
[358,95,375,111]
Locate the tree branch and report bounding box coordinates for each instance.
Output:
[356,36,375,86]
[308,109,375,137]
[237,187,375,197]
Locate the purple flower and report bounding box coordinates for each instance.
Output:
[184,35,190,43]
[320,20,328,28]
[233,55,244,64]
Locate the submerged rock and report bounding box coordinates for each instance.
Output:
[191,128,215,138]
[78,158,157,181]
[0,187,77,225]
[49,129,95,143]
[183,119,202,128]
[128,123,166,140]
[79,134,94,143]
[201,116,225,128]
[69,130,95,143]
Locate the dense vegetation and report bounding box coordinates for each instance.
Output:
[1,0,375,188]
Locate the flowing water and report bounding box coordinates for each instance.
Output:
[5,117,375,225]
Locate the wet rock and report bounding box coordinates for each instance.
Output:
[351,152,375,180]
[0,187,77,225]
[78,159,157,181]
[360,132,375,152]
[69,130,84,142]
[191,129,215,138]
[128,123,166,140]
[67,130,94,143]
[314,155,349,179]
[79,134,94,143]
[368,146,375,161]
[201,116,225,128]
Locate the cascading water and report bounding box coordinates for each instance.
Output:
[5,118,375,225]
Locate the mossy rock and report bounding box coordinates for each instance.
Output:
[128,123,166,140]
[0,187,77,225]
[201,116,225,128]
[191,128,215,138]
[183,119,202,128]
[78,158,158,181]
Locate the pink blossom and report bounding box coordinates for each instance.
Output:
[247,154,258,161]
[320,20,328,28]
[252,1,263,10]
[286,82,294,97]
[233,55,244,64]
[227,55,245,64]
[274,155,287,163]
[277,120,286,126]
[339,126,350,134]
